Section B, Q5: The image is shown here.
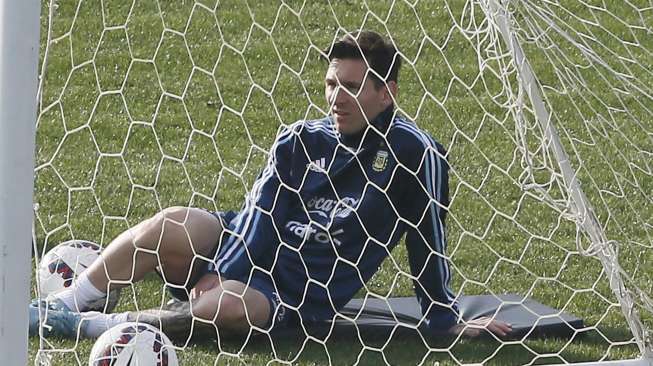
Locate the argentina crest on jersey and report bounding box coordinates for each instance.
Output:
[372,150,389,172]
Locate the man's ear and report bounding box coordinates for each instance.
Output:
[384,80,398,105]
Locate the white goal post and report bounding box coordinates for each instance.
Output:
[0,0,41,365]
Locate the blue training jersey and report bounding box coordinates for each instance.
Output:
[213,106,459,331]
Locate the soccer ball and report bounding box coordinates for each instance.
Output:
[38,239,121,311]
[89,322,178,366]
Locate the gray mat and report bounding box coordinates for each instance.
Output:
[328,294,584,340]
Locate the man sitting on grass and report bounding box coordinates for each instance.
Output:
[29,30,511,339]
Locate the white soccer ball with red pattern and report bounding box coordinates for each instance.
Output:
[38,239,120,311]
[89,322,178,366]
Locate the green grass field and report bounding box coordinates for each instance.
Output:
[30,0,652,365]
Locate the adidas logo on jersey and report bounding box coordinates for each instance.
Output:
[307,157,326,172]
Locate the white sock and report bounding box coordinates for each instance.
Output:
[80,311,130,338]
[53,272,106,312]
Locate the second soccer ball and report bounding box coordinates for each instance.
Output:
[88,322,178,366]
[38,239,121,312]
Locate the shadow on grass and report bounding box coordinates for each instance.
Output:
[183,322,640,366]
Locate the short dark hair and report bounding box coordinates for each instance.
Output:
[324,31,401,87]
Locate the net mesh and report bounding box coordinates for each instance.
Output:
[32,0,652,364]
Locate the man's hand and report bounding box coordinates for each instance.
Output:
[190,273,221,300]
[448,316,512,338]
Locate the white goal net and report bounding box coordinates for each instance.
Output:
[31,0,652,365]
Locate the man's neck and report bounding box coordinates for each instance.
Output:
[339,105,394,148]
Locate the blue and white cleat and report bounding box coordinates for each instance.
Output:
[28,300,85,338]
[29,296,72,312]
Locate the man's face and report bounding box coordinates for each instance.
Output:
[324,58,394,135]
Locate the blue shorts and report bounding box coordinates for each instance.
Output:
[161,210,298,330]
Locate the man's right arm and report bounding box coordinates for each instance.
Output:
[210,125,297,281]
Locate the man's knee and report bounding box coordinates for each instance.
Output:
[192,280,272,333]
[218,293,251,328]
[194,292,250,329]
[140,207,222,284]
[132,206,191,252]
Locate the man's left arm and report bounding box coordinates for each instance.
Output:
[404,141,459,332]
[405,141,512,337]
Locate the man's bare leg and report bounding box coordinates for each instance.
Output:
[33,206,271,339]
[51,206,223,312]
